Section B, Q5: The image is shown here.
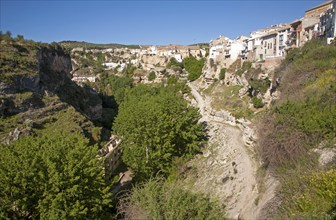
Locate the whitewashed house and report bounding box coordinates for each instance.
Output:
[174,54,183,62]
[276,26,291,57]
[318,0,336,43]
[225,40,246,60]
[209,44,224,59]
[148,46,158,56]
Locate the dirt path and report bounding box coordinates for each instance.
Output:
[185,82,277,219]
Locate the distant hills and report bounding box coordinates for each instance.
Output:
[58,40,141,49]
[58,40,210,50]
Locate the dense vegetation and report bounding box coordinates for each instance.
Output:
[0,33,220,219]
[97,72,133,106]
[113,84,205,179]
[184,56,205,81]
[0,132,113,219]
[118,178,226,220]
[166,56,205,81]
[258,40,336,218]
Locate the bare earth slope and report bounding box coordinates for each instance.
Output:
[185,81,278,219]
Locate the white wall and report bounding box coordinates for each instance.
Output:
[229,41,246,60]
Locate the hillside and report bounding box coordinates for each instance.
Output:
[181,39,336,219]
[59,41,141,50]
[0,36,110,145]
[258,40,336,218]
[1,32,336,219]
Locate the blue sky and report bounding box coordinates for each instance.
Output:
[1,0,326,45]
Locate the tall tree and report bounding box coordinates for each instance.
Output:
[0,133,113,219]
[113,85,205,179]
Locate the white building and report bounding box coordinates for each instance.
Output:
[148,46,158,55]
[276,26,291,57]
[224,40,245,60]
[103,62,126,69]
[174,54,183,63]
[209,44,223,59]
[318,0,336,43]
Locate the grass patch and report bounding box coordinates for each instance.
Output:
[278,169,336,219]
[204,82,253,119]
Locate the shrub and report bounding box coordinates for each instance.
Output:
[242,61,252,70]
[252,96,264,108]
[209,58,215,68]
[279,169,336,219]
[219,68,226,80]
[123,65,137,76]
[235,61,252,76]
[167,57,183,68]
[118,178,226,220]
[258,40,336,171]
[167,75,178,85]
[249,78,271,94]
[148,71,156,81]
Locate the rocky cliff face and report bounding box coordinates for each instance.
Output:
[39,46,103,121]
[0,42,102,121]
[0,40,105,144]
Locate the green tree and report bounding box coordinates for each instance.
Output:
[0,133,113,219]
[98,74,133,105]
[113,85,205,179]
[166,57,183,68]
[183,56,205,81]
[16,34,24,41]
[3,31,12,40]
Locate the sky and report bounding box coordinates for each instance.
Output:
[0,0,326,45]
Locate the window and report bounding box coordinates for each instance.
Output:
[279,35,284,46]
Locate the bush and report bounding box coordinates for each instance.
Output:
[242,61,252,70]
[209,58,215,68]
[259,41,336,171]
[252,96,264,108]
[249,78,271,94]
[118,178,226,220]
[148,71,156,81]
[167,57,183,68]
[167,75,178,85]
[235,61,252,76]
[123,64,137,76]
[279,169,336,219]
[219,68,226,80]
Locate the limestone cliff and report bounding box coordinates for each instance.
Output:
[0,39,106,144]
